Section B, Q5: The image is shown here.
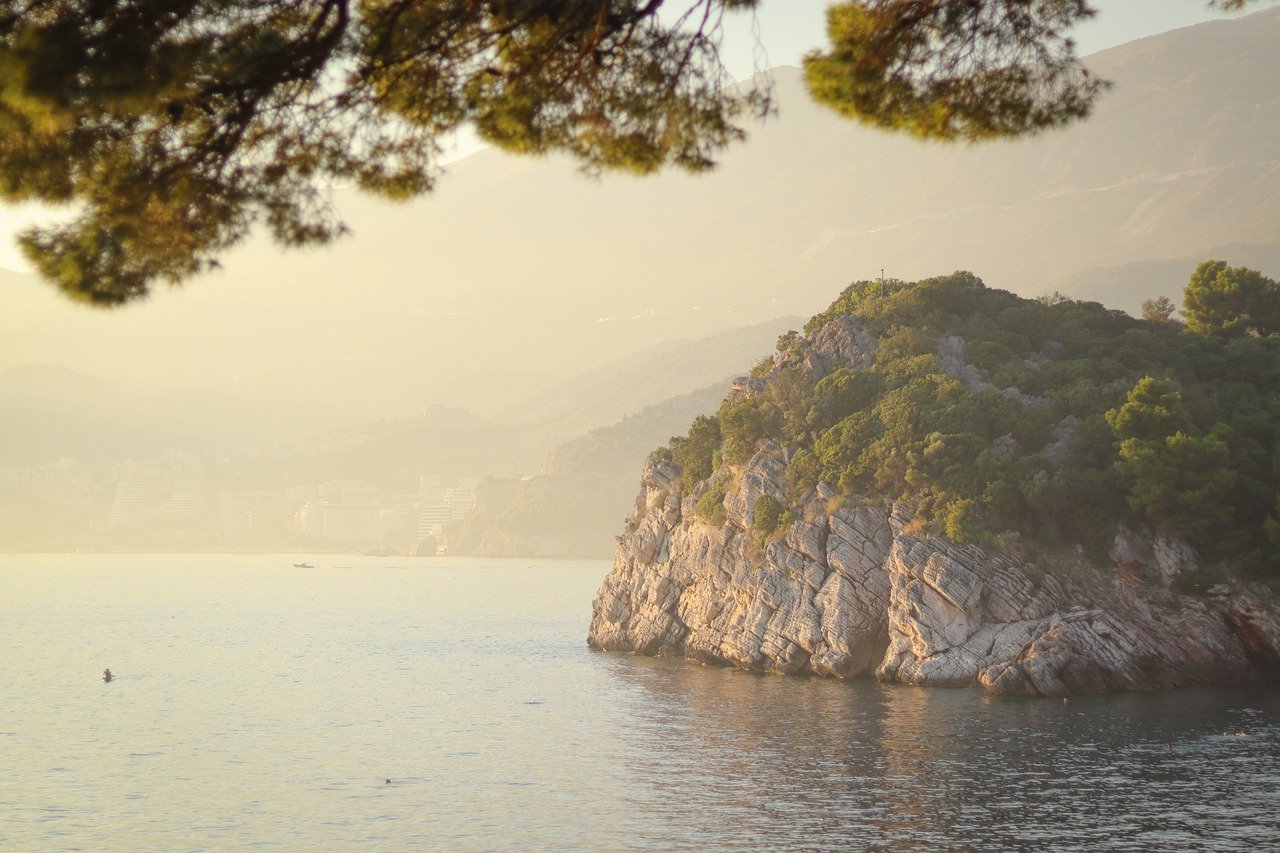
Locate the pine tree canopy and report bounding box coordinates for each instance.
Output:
[0,1,1262,305]
[1182,260,1280,339]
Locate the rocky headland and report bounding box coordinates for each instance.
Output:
[588,280,1280,696]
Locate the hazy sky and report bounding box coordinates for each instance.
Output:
[0,1,1262,271]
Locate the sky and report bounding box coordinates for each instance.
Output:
[0,0,1264,271]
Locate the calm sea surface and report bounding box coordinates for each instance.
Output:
[2,554,1279,851]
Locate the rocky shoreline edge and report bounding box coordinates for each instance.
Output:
[588,454,1280,697]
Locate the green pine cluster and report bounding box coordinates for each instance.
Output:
[0,2,766,305]
[656,267,1280,573]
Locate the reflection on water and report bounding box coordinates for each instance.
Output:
[602,654,1280,850]
[1,554,1277,850]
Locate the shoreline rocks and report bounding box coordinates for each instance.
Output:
[589,452,1280,696]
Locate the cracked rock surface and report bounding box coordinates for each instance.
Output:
[588,451,1280,696]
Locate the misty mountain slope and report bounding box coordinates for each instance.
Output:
[449,382,735,557]
[502,316,799,443]
[545,382,732,477]
[0,315,796,488]
[230,407,517,491]
[232,315,801,484]
[251,360,743,505]
[1068,243,1280,308]
[3,11,1275,427]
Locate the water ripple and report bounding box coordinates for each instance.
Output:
[1,553,1277,850]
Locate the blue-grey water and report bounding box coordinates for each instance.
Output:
[2,554,1278,851]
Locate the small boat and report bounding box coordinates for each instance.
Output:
[293,562,315,569]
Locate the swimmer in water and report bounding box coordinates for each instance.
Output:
[103,668,113,683]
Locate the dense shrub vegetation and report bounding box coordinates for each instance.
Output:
[655,269,1280,569]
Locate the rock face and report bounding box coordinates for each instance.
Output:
[589,452,1280,696]
[587,317,1280,697]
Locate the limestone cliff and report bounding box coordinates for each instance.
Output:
[588,313,1280,697]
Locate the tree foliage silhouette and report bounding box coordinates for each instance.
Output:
[0,0,1264,304]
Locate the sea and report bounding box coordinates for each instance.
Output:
[2,553,1278,851]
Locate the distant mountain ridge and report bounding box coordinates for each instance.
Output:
[503,316,800,446]
[0,316,789,488]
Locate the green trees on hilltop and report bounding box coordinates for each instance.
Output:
[673,415,721,491]
[1116,428,1238,547]
[1106,378,1238,547]
[654,264,1280,570]
[1104,377,1193,444]
[1182,261,1280,339]
[1141,296,1179,325]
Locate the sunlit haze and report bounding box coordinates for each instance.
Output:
[3,5,1279,848]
